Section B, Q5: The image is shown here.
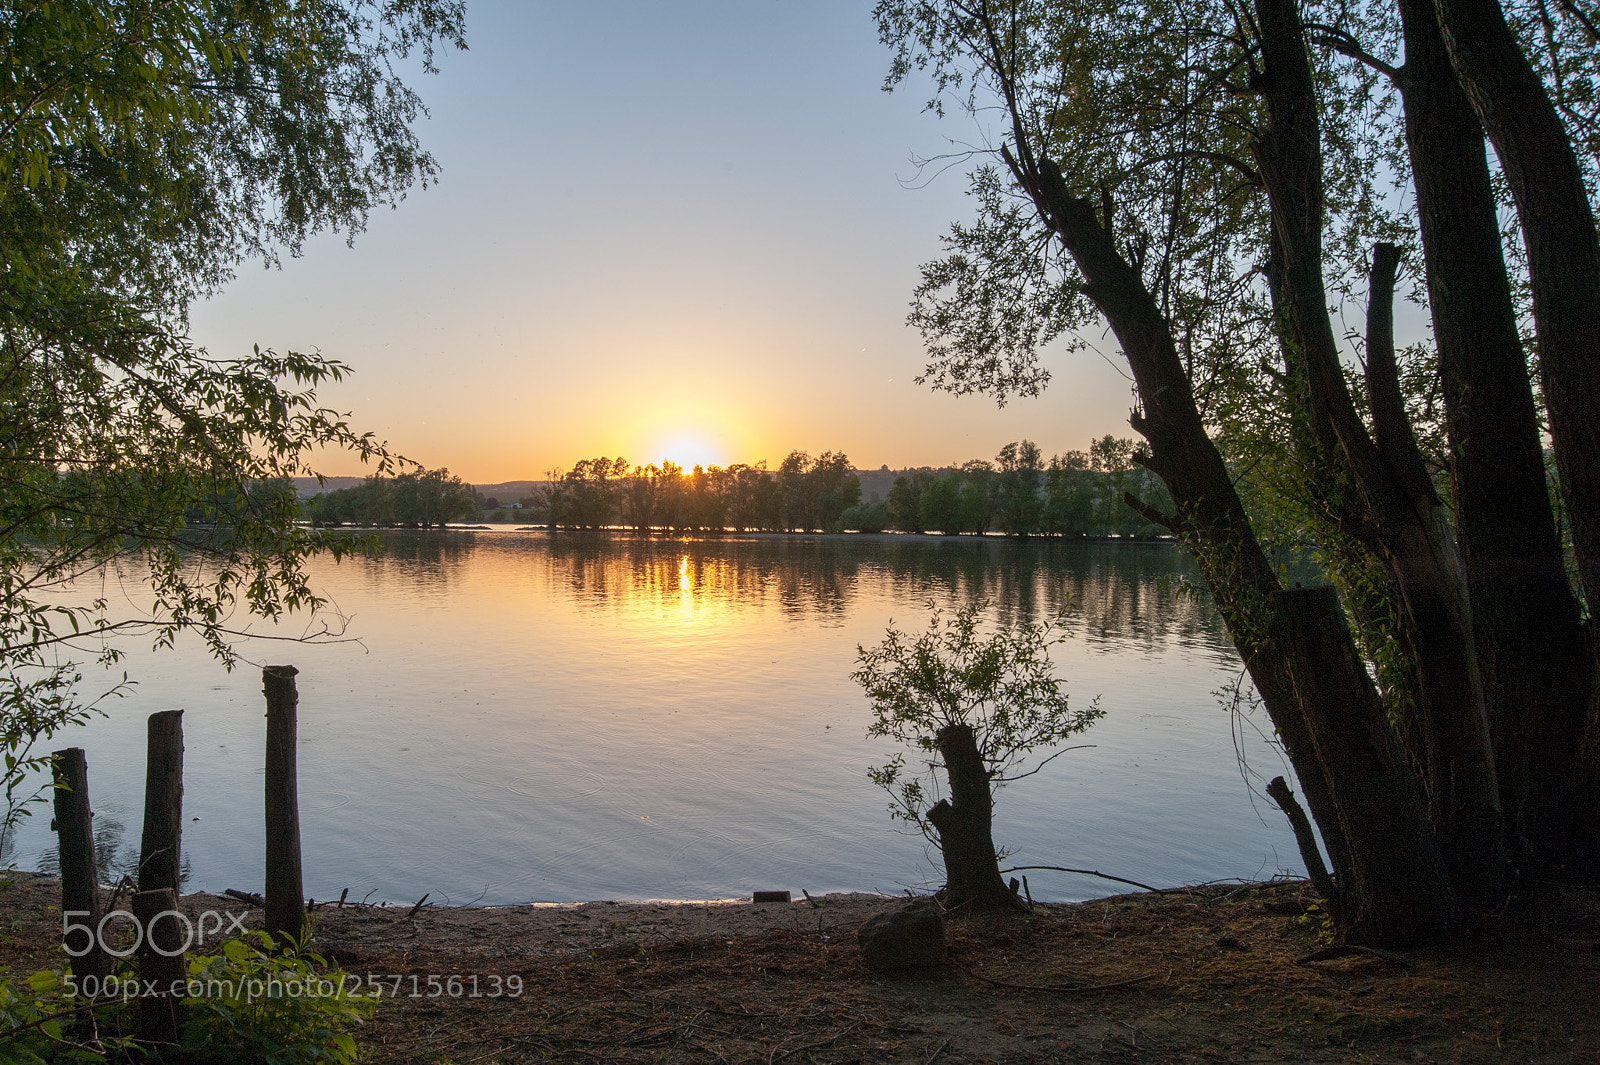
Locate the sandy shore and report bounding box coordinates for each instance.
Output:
[5,870,1598,1063]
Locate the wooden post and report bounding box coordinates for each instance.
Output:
[263,665,305,944]
[138,710,184,895]
[132,888,186,1044]
[52,747,109,984]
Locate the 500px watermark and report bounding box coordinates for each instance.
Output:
[62,909,249,958]
[61,972,525,1001]
[62,973,374,1003]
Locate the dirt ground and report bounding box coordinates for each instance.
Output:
[3,871,1598,1063]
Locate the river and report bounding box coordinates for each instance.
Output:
[4,530,1306,904]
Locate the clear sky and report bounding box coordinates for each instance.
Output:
[189,0,1139,484]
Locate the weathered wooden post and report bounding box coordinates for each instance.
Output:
[138,710,184,894]
[263,665,305,944]
[132,887,186,1044]
[52,747,109,984]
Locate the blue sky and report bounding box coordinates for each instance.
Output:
[190,1,1138,482]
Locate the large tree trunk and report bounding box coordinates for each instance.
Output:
[1271,588,1461,945]
[928,724,1025,910]
[1429,0,1600,655]
[1395,0,1596,872]
[996,134,1461,944]
[1250,0,1508,905]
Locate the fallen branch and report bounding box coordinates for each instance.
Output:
[1295,944,1412,967]
[772,1021,859,1061]
[405,893,431,920]
[1265,777,1339,905]
[966,968,1156,993]
[997,865,1194,895]
[224,888,266,907]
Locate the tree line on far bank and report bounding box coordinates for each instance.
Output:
[303,438,1172,538]
[534,438,1170,537]
[305,468,477,528]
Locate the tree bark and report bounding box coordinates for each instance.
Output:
[1271,588,1461,946]
[1362,243,1408,467]
[928,723,1025,910]
[1395,0,1595,871]
[1251,0,1507,905]
[1430,0,1600,654]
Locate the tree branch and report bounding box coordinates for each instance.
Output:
[1304,23,1404,83]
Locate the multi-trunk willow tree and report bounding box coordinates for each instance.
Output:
[878,0,1600,945]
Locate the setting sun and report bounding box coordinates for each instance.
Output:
[649,433,726,471]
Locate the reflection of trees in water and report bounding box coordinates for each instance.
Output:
[349,529,477,590]
[865,539,1224,650]
[346,529,1226,651]
[526,534,863,623]
[516,532,1227,651]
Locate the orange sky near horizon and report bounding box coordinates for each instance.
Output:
[192,2,1146,485]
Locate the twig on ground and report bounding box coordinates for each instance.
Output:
[998,865,1193,895]
[966,968,1156,993]
[1296,944,1413,967]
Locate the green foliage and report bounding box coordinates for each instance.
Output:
[0,969,85,1064]
[918,472,965,536]
[854,601,1102,838]
[994,440,1045,535]
[546,456,631,529]
[546,451,865,534]
[887,470,934,532]
[1,0,465,848]
[544,441,1175,540]
[183,933,376,1065]
[840,500,892,533]
[0,933,373,1064]
[1,0,467,310]
[307,468,476,528]
[886,439,1172,538]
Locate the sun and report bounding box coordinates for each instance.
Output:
[652,433,726,471]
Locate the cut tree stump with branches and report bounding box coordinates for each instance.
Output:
[854,601,1102,910]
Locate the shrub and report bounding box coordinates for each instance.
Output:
[854,600,1101,907]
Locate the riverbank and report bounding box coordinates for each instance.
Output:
[4,871,1596,1062]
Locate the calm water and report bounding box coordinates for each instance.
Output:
[6,530,1306,903]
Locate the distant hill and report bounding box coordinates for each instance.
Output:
[471,481,548,503]
[856,467,898,504]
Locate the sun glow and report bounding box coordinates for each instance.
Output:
[651,433,726,471]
